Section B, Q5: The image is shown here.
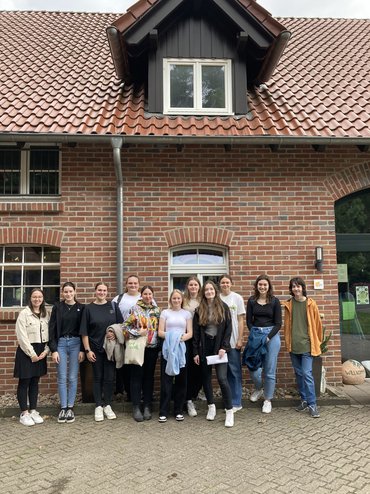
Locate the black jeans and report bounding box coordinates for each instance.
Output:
[17,376,40,412]
[185,339,202,401]
[130,347,158,407]
[201,335,232,410]
[160,357,187,416]
[92,351,115,407]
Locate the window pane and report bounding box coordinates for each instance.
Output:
[0,149,21,195]
[30,149,59,195]
[5,247,22,263]
[24,247,42,263]
[43,247,60,263]
[3,287,21,306]
[199,249,224,264]
[43,286,60,305]
[173,249,197,265]
[172,276,189,292]
[43,268,60,285]
[202,65,225,108]
[24,267,41,285]
[3,268,22,285]
[170,64,194,108]
[336,192,370,233]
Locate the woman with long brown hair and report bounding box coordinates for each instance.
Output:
[14,288,49,426]
[193,280,234,427]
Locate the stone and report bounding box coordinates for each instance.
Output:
[342,359,366,384]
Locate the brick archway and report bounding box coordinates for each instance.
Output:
[164,226,234,247]
[324,161,370,200]
[0,227,64,246]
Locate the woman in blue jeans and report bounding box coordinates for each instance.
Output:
[246,274,282,414]
[49,282,85,423]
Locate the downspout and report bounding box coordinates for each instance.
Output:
[111,137,124,294]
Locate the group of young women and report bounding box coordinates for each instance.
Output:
[14,273,323,427]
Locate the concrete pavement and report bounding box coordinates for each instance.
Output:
[1,403,369,494]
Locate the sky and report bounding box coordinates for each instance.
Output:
[1,0,370,18]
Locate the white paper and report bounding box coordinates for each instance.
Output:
[206,353,228,365]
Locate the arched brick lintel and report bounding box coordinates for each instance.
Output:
[164,227,234,248]
[324,161,370,201]
[0,227,64,247]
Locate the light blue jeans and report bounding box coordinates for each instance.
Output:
[249,327,281,400]
[57,336,81,408]
[290,352,316,406]
[227,348,243,407]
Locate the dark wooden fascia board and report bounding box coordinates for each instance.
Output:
[212,0,271,48]
[124,0,184,45]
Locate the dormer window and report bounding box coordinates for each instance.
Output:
[163,58,233,115]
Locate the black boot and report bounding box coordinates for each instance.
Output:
[133,406,143,422]
[143,405,152,421]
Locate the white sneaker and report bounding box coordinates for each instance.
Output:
[103,405,117,420]
[206,404,216,421]
[250,389,264,402]
[262,400,272,414]
[29,410,44,424]
[232,406,243,413]
[187,400,197,417]
[94,406,104,422]
[225,409,234,427]
[20,412,35,427]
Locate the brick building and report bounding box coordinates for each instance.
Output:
[1,0,370,395]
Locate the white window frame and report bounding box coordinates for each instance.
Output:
[0,245,61,307]
[163,58,233,115]
[0,144,61,196]
[168,244,229,292]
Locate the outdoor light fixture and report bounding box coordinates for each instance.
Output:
[315,246,323,272]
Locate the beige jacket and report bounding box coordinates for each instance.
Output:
[16,307,50,358]
[104,323,125,368]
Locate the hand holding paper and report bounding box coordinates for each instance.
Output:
[206,353,228,365]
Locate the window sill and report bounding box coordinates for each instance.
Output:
[0,196,63,213]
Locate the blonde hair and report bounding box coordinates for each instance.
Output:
[169,289,183,308]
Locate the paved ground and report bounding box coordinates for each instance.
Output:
[1,403,369,494]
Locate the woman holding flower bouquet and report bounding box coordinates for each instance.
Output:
[123,285,161,422]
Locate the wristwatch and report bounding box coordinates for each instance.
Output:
[85,349,90,354]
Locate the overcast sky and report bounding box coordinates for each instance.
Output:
[1,0,370,18]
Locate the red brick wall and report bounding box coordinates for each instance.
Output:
[1,142,369,396]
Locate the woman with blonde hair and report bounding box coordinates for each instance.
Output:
[193,280,234,427]
[158,289,192,422]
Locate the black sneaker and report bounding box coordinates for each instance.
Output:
[295,400,308,412]
[58,408,67,423]
[308,404,320,418]
[65,408,75,423]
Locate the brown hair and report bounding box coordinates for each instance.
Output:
[28,288,47,318]
[253,274,274,303]
[289,277,307,297]
[197,280,225,325]
[124,274,140,293]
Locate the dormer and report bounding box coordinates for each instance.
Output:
[107,0,290,115]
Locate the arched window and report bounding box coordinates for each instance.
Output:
[169,245,228,291]
[0,245,60,307]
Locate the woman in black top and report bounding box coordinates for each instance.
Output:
[80,282,123,422]
[245,274,282,414]
[193,280,234,427]
[49,282,85,424]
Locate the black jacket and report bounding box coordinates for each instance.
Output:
[48,301,85,353]
[193,302,232,358]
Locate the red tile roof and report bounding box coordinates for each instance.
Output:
[0,11,369,140]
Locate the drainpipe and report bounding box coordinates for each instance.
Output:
[111,137,124,294]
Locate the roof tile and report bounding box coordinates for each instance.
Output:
[0,11,369,139]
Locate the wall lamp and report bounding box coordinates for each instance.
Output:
[315,246,323,272]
